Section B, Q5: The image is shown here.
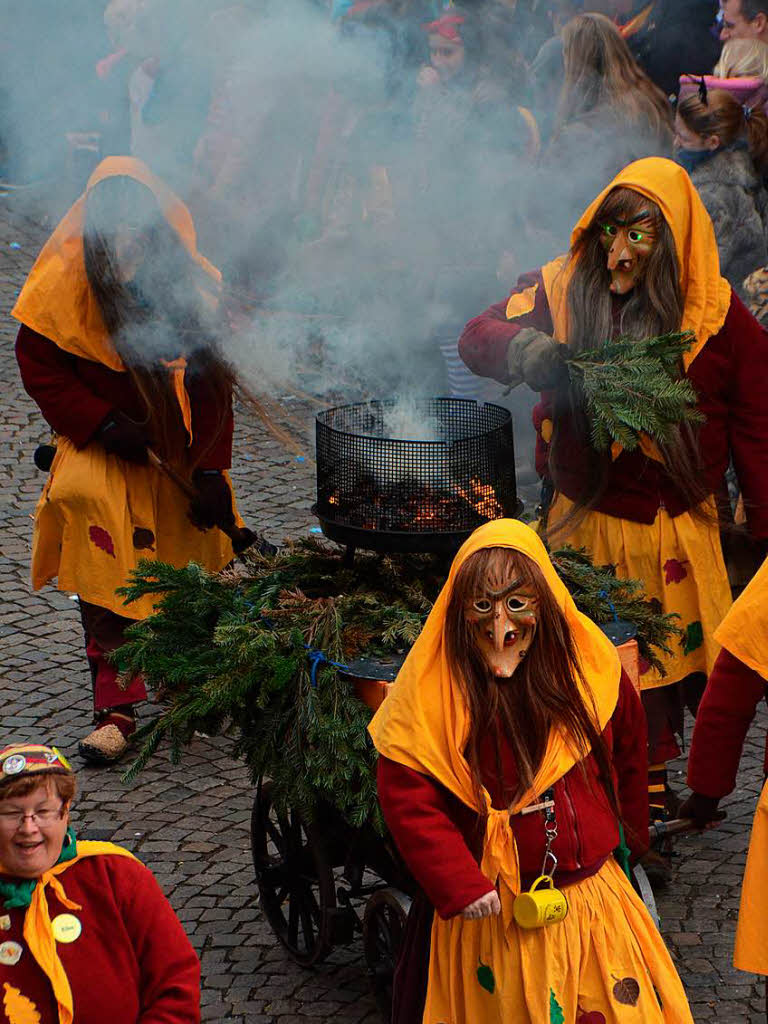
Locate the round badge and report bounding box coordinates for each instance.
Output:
[1,755,26,776]
[52,914,82,944]
[0,941,23,966]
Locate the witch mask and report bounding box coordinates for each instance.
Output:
[464,574,538,679]
[597,189,659,296]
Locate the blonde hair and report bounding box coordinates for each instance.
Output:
[556,13,673,146]
[714,38,768,80]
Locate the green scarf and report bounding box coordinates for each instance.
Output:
[0,828,77,909]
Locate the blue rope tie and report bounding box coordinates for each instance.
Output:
[304,646,349,688]
[598,589,619,623]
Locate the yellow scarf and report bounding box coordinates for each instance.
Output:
[1,842,137,1024]
[368,519,621,925]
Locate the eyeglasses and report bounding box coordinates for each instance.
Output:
[0,806,64,829]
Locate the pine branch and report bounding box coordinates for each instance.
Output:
[566,331,704,453]
[120,540,679,828]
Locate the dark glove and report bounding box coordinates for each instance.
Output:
[97,411,150,464]
[507,328,569,392]
[188,469,235,530]
[678,792,726,829]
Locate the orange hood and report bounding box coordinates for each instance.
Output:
[539,157,731,370]
[369,519,620,904]
[11,156,221,373]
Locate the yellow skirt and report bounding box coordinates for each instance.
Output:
[547,495,732,690]
[31,437,239,619]
[734,778,768,974]
[424,858,693,1023]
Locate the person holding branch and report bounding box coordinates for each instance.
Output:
[13,156,245,764]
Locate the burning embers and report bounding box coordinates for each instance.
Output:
[314,397,518,554]
[327,475,504,533]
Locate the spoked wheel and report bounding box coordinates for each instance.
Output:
[632,861,660,930]
[251,779,336,966]
[362,887,412,1017]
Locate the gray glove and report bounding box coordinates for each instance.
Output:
[506,328,568,392]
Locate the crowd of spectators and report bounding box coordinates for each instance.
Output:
[5,0,768,390]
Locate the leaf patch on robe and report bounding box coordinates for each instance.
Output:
[663,558,688,584]
[550,989,565,1024]
[682,621,704,655]
[2,983,41,1024]
[88,525,116,558]
[477,957,495,994]
[612,974,641,1006]
[577,1011,606,1024]
[132,528,156,550]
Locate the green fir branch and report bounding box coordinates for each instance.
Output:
[566,330,704,453]
[119,539,679,828]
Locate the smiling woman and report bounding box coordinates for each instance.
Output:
[0,744,200,1024]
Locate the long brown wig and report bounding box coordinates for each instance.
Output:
[444,547,620,821]
[546,186,712,537]
[82,175,236,472]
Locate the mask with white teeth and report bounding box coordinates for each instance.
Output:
[465,583,538,679]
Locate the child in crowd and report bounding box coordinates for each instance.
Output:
[675,86,768,291]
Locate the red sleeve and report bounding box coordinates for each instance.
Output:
[15,324,112,447]
[186,373,234,470]
[724,295,768,539]
[113,858,201,1024]
[458,269,554,383]
[687,647,767,799]
[609,671,650,859]
[376,756,494,919]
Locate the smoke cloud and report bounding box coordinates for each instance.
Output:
[1,0,676,470]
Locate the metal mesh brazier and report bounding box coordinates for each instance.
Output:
[314,398,517,554]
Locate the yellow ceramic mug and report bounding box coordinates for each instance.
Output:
[512,875,569,929]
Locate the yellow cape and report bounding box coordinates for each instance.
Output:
[368,519,621,911]
[0,842,137,1024]
[715,558,768,682]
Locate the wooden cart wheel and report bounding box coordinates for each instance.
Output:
[362,887,412,1016]
[632,861,660,930]
[251,779,336,966]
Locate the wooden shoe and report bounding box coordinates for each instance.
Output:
[79,712,135,765]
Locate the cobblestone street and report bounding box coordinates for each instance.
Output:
[1,195,766,1022]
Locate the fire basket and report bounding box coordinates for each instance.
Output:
[313,398,518,557]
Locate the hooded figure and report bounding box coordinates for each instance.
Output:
[459,157,768,826]
[372,518,693,1023]
[13,157,242,764]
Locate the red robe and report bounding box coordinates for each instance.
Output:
[0,854,200,1023]
[459,274,768,536]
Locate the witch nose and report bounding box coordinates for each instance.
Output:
[491,614,508,652]
[607,240,632,271]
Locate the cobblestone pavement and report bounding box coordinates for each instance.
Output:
[1,196,766,1022]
